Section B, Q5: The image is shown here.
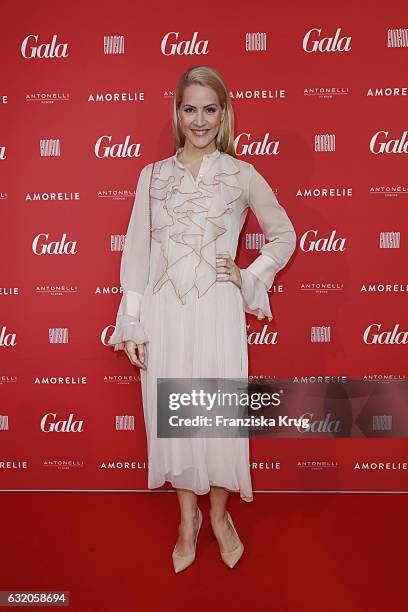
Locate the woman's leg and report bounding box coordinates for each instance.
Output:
[174,488,200,556]
[209,486,241,553]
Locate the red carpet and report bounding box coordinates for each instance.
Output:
[1,491,407,611]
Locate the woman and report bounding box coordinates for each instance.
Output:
[108,65,297,572]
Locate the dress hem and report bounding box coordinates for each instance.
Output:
[148,477,254,503]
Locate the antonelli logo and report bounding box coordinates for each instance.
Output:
[160,31,208,55]
[32,234,77,255]
[21,35,68,58]
[303,28,352,53]
[40,413,84,432]
[94,136,141,158]
[363,323,408,345]
[370,131,408,154]
[299,230,346,252]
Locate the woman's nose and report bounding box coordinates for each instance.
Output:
[194,112,206,126]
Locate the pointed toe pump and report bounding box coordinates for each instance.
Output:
[220,511,244,569]
[172,506,203,573]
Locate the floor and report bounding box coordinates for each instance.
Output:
[2,491,407,611]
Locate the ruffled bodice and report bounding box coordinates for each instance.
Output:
[149,148,243,304]
[108,147,297,351]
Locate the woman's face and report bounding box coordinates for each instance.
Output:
[177,83,225,152]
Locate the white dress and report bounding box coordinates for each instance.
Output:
[108,147,297,502]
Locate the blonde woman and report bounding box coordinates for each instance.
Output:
[108,65,297,572]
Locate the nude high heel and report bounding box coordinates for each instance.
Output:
[172,506,202,573]
[219,511,244,569]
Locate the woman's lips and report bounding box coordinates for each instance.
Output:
[191,129,209,136]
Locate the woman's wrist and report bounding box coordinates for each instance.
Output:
[237,268,243,290]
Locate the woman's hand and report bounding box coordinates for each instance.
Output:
[216,252,242,289]
[124,340,147,369]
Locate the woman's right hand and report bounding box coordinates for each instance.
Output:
[124,340,147,369]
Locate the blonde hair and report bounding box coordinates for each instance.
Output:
[172,65,237,158]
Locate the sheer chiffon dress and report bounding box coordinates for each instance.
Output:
[108,147,297,502]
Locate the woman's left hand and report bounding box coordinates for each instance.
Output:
[216,252,242,289]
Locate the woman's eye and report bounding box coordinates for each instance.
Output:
[184,107,216,113]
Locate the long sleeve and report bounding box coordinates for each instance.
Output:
[239,163,297,321]
[108,163,152,351]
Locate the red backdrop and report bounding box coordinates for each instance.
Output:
[1,0,407,493]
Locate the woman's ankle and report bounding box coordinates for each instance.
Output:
[180,506,199,526]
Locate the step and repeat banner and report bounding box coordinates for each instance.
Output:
[1,0,407,493]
